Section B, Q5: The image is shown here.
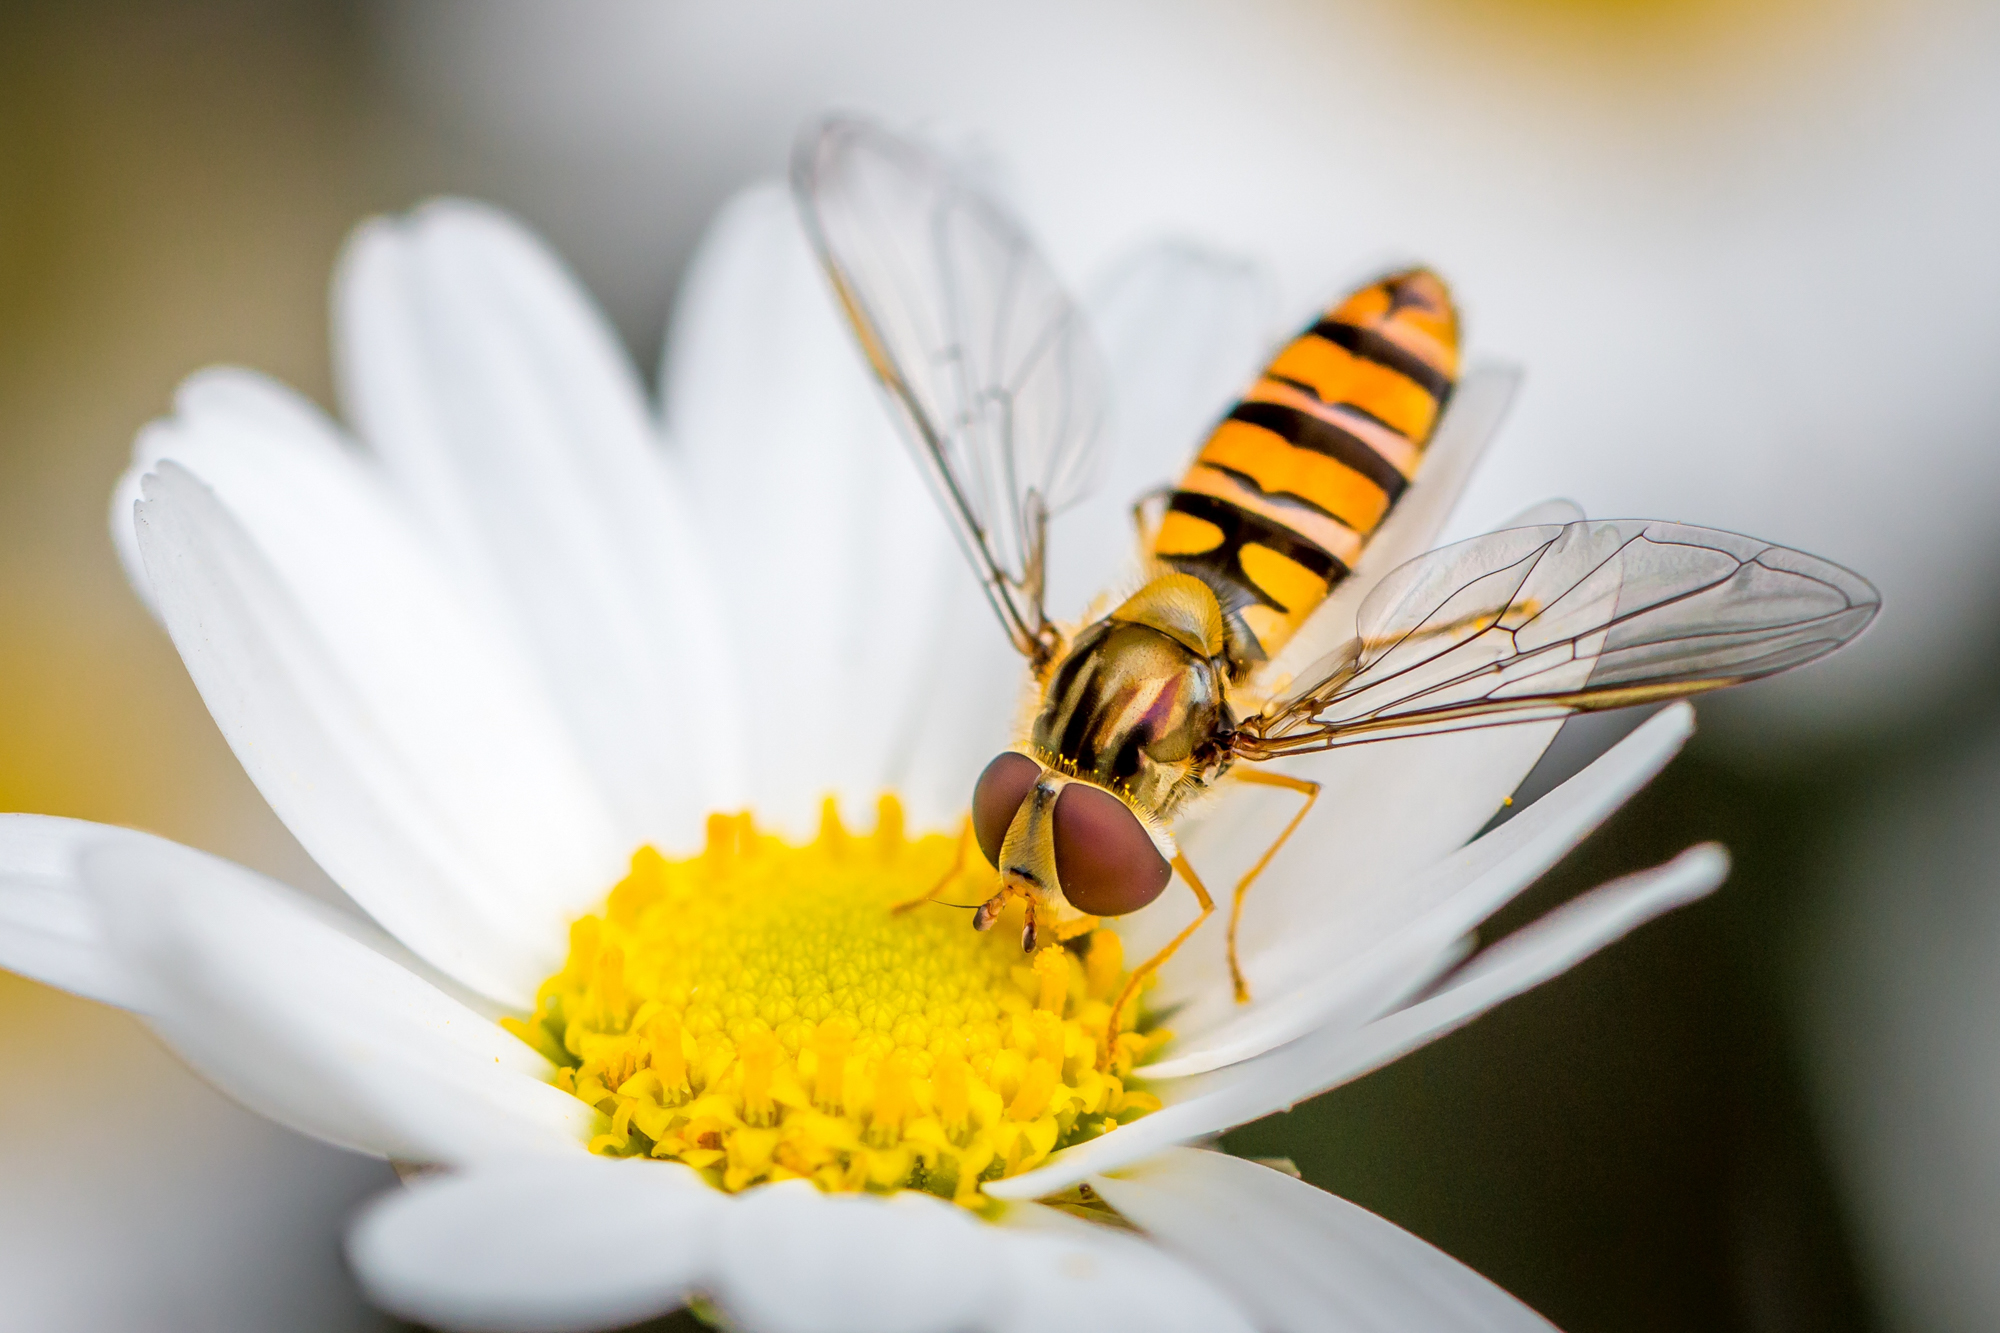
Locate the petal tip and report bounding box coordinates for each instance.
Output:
[1675,840,1731,895]
[408,195,528,245]
[1655,697,1698,738]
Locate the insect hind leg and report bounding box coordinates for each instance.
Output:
[1101,851,1215,1068]
[1222,769,1321,1003]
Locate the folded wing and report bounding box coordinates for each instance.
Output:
[792,117,1106,664]
[1237,519,1880,756]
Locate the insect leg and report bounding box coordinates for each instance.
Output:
[1221,770,1321,1003]
[891,817,973,915]
[1102,852,1215,1068]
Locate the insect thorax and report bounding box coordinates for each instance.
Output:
[1030,601,1233,824]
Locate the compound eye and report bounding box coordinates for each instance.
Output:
[972,752,1041,867]
[1053,784,1171,917]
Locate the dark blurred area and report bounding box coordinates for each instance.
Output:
[1231,732,1875,1333]
[3,2,1997,1330]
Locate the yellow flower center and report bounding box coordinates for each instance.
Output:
[505,796,1163,1206]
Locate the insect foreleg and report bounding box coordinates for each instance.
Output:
[1102,851,1216,1068]
[1221,770,1321,1003]
[891,817,974,915]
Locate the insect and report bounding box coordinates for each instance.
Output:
[792,118,1879,1048]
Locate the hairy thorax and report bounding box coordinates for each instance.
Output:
[1029,577,1236,824]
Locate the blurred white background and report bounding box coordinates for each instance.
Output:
[3,1,1998,1329]
[380,0,2000,735]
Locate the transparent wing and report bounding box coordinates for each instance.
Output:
[792,117,1107,664]
[1236,519,1880,756]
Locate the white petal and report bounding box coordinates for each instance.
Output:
[335,200,743,852]
[711,1182,1003,1333]
[0,816,157,1010]
[1144,719,1564,1016]
[349,1157,720,1333]
[80,832,593,1163]
[359,1161,1254,1333]
[889,585,1036,838]
[1047,241,1278,622]
[109,368,366,617]
[139,372,624,891]
[989,844,1727,1198]
[663,184,1000,836]
[1147,703,1695,1074]
[994,1202,1257,1333]
[1321,841,1727,1085]
[133,452,618,1005]
[1094,1148,1557,1333]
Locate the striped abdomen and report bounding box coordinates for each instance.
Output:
[1152,269,1460,664]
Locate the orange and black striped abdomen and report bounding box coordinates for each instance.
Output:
[1152,268,1460,662]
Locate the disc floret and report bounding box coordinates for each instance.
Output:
[507,797,1164,1206]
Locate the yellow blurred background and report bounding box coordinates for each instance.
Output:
[4,2,1999,1330]
[0,6,400,1328]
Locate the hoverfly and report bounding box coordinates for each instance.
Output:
[791,118,1878,1046]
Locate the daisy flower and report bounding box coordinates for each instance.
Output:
[0,175,1727,1333]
